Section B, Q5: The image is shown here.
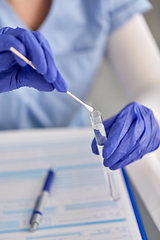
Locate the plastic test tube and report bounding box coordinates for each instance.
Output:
[90,110,120,201]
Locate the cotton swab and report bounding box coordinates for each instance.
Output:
[10,47,94,112]
[66,91,93,112]
[10,47,36,69]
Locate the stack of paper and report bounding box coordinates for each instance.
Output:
[0,127,142,239]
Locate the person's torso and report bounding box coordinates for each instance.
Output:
[0,0,110,129]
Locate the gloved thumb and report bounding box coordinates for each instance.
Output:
[53,71,68,92]
[91,138,99,155]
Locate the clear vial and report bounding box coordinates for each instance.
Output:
[90,110,120,201]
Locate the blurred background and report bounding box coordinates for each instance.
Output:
[87,0,160,121]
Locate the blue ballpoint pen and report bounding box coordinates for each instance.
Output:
[30,168,55,232]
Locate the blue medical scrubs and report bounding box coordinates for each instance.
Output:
[0,0,151,130]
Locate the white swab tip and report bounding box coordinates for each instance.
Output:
[85,105,94,112]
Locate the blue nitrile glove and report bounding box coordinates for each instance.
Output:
[0,27,68,93]
[92,102,160,170]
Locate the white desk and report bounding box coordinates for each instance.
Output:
[126,149,160,233]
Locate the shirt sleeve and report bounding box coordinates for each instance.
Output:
[109,0,152,34]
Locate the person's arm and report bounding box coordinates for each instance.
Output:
[106,13,160,124]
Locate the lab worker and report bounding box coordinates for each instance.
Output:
[0,0,160,170]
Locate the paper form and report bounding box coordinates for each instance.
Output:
[0,127,142,240]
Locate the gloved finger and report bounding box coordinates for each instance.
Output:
[0,64,21,92]
[0,34,27,67]
[0,65,54,92]
[108,131,151,170]
[31,31,57,82]
[32,32,68,92]
[109,158,134,170]
[103,113,144,167]
[144,109,160,153]
[105,135,147,170]
[105,132,148,170]
[5,27,47,74]
[103,115,118,136]
[17,66,55,91]
[0,52,15,71]
[91,138,99,155]
[103,103,142,159]
[0,27,11,35]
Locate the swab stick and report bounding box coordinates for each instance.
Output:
[10,47,94,112]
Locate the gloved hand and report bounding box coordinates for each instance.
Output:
[0,27,68,93]
[92,102,160,170]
